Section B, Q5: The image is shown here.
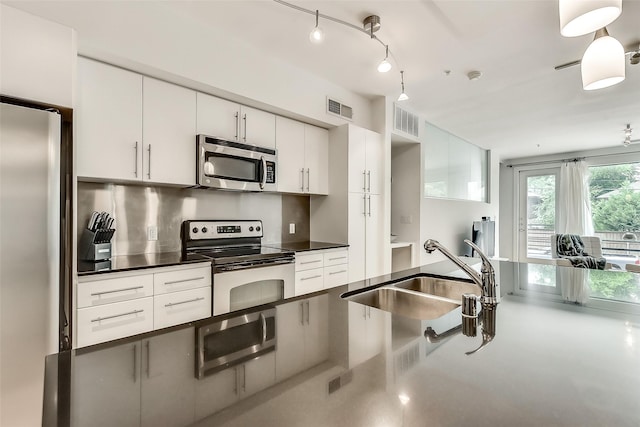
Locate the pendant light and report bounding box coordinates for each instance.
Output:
[581,27,625,90]
[309,10,324,44]
[559,0,622,37]
[377,45,392,73]
[397,71,409,101]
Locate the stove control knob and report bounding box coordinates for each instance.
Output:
[256,226,261,232]
[201,227,208,233]
[192,227,198,234]
[249,226,254,232]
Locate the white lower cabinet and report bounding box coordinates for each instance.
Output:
[347,303,384,367]
[275,294,329,382]
[195,352,276,421]
[153,287,211,330]
[72,328,196,427]
[294,249,349,296]
[295,267,324,296]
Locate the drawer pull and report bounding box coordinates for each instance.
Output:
[300,275,322,281]
[91,286,145,297]
[163,276,205,285]
[300,260,322,265]
[329,270,347,275]
[164,297,205,308]
[328,256,347,261]
[91,309,144,323]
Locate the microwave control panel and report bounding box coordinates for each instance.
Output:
[186,220,263,240]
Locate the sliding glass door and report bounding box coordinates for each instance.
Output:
[517,168,560,263]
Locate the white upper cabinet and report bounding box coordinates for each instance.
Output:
[365,130,384,195]
[77,57,143,181]
[276,116,328,195]
[196,93,275,149]
[348,126,383,195]
[142,77,196,186]
[77,58,196,185]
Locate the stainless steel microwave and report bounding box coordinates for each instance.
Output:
[197,135,277,191]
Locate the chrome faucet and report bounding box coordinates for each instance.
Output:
[423,239,499,308]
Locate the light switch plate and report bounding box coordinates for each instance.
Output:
[147,225,158,241]
[289,223,296,234]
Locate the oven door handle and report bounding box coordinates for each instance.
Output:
[259,156,267,190]
[259,312,267,345]
[215,257,295,272]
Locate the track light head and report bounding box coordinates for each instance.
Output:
[397,71,409,101]
[377,45,392,73]
[309,10,324,44]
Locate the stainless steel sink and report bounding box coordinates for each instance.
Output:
[343,286,461,320]
[393,275,480,301]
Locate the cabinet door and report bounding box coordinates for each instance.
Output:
[243,351,276,397]
[142,77,196,186]
[304,295,329,368]
[275,300,306,381]
[77,57,143,181]
[365,194,385,280]
[141,328,196,427]
[304,125,329,195]
[295,267,324,296]
[275,116,305,193]
[194,366,239,421]
[365,129,384,195]
[347,303,374,368]
[348,193,367,282]
[71,341,141,427]
[153,287,211,330]
[196,92,240,141]
[240,105,275,148]
[348,125,367,193]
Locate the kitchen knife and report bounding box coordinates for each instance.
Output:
[87,211,98,231]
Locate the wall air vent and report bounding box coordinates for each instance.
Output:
[327,97,353,121]
[394,103,419,138]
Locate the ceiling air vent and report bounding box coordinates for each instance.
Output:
[394,103,419,138]
[327,97,353,121]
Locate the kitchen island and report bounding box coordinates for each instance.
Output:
[44,260,640,426]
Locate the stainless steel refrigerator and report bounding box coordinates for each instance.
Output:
[0,100,71,426]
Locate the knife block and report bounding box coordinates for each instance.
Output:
[79,229,114,261]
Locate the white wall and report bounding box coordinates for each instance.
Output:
[0,4,76,107]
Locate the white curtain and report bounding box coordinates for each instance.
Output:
[558,160,594,235]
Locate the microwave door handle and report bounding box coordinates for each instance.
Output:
[260,156,267,189]
[259,312,267,345]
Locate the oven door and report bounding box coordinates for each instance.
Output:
[197,135,276,191]
[213,261,294,315]
[196,307,276,379]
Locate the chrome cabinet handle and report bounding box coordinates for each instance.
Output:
[163,276,205,285]
[329,270,347,275]
[259,313,267,345]
[367,170,371,192]
[363,195,367,216]
[234,112,239,140]
[368,195,372,217]
[300,260,321,265]
[233,367,238,395]
[363,306,367,319]
[362,170,366,191]
[164,297,205,308]
[328,256,347,261]
[306,168,310,191]
[300,275,322,281]
[145,340,150,378]
[133,344,137,383]
[147,144,151,179]
[134,141,138,177]
[305,300,310,324]
[242,114,247,141]
[260,156,267,189]
[91,285,144,297]
[300,168,305,191]
[299,302,304,325]
[91,309,144,322]
[242,364,246,392]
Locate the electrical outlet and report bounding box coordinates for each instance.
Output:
[289,223,296,234]
[147,226,158,241]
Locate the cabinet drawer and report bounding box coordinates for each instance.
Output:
[154,287,211,329]
[324,264,349,289]
[323,250,348,267]
[77,297,153,347]
[77,274,154,308]
[154,266,211,295]
[295,252,324,271]
[295,267,324,296]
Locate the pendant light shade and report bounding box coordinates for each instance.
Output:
[397,71,409,101]
[309,10,324,44]
[581,28,625,90]
[559,0,622,37]
[377,45,392,73]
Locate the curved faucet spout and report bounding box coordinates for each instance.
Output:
[423,239,483,290]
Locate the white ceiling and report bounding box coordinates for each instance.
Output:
[6,0,640,160]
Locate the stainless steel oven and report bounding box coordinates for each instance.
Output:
[197,135,277,191]
[196,307,276,379]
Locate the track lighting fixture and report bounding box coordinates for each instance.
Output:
[378,45,392,73]
[559,0,622,37]
[397,71,409,101]
[581,27,625,90]
[309,9,324,44]
[623,124,633,146]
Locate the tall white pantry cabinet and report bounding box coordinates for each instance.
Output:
[311,123,386,282]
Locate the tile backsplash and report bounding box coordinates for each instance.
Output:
[77,183,309,256]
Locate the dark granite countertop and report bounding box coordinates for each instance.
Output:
[267,241,349,252]
[47,260,640,426]
[77,251,212,276]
